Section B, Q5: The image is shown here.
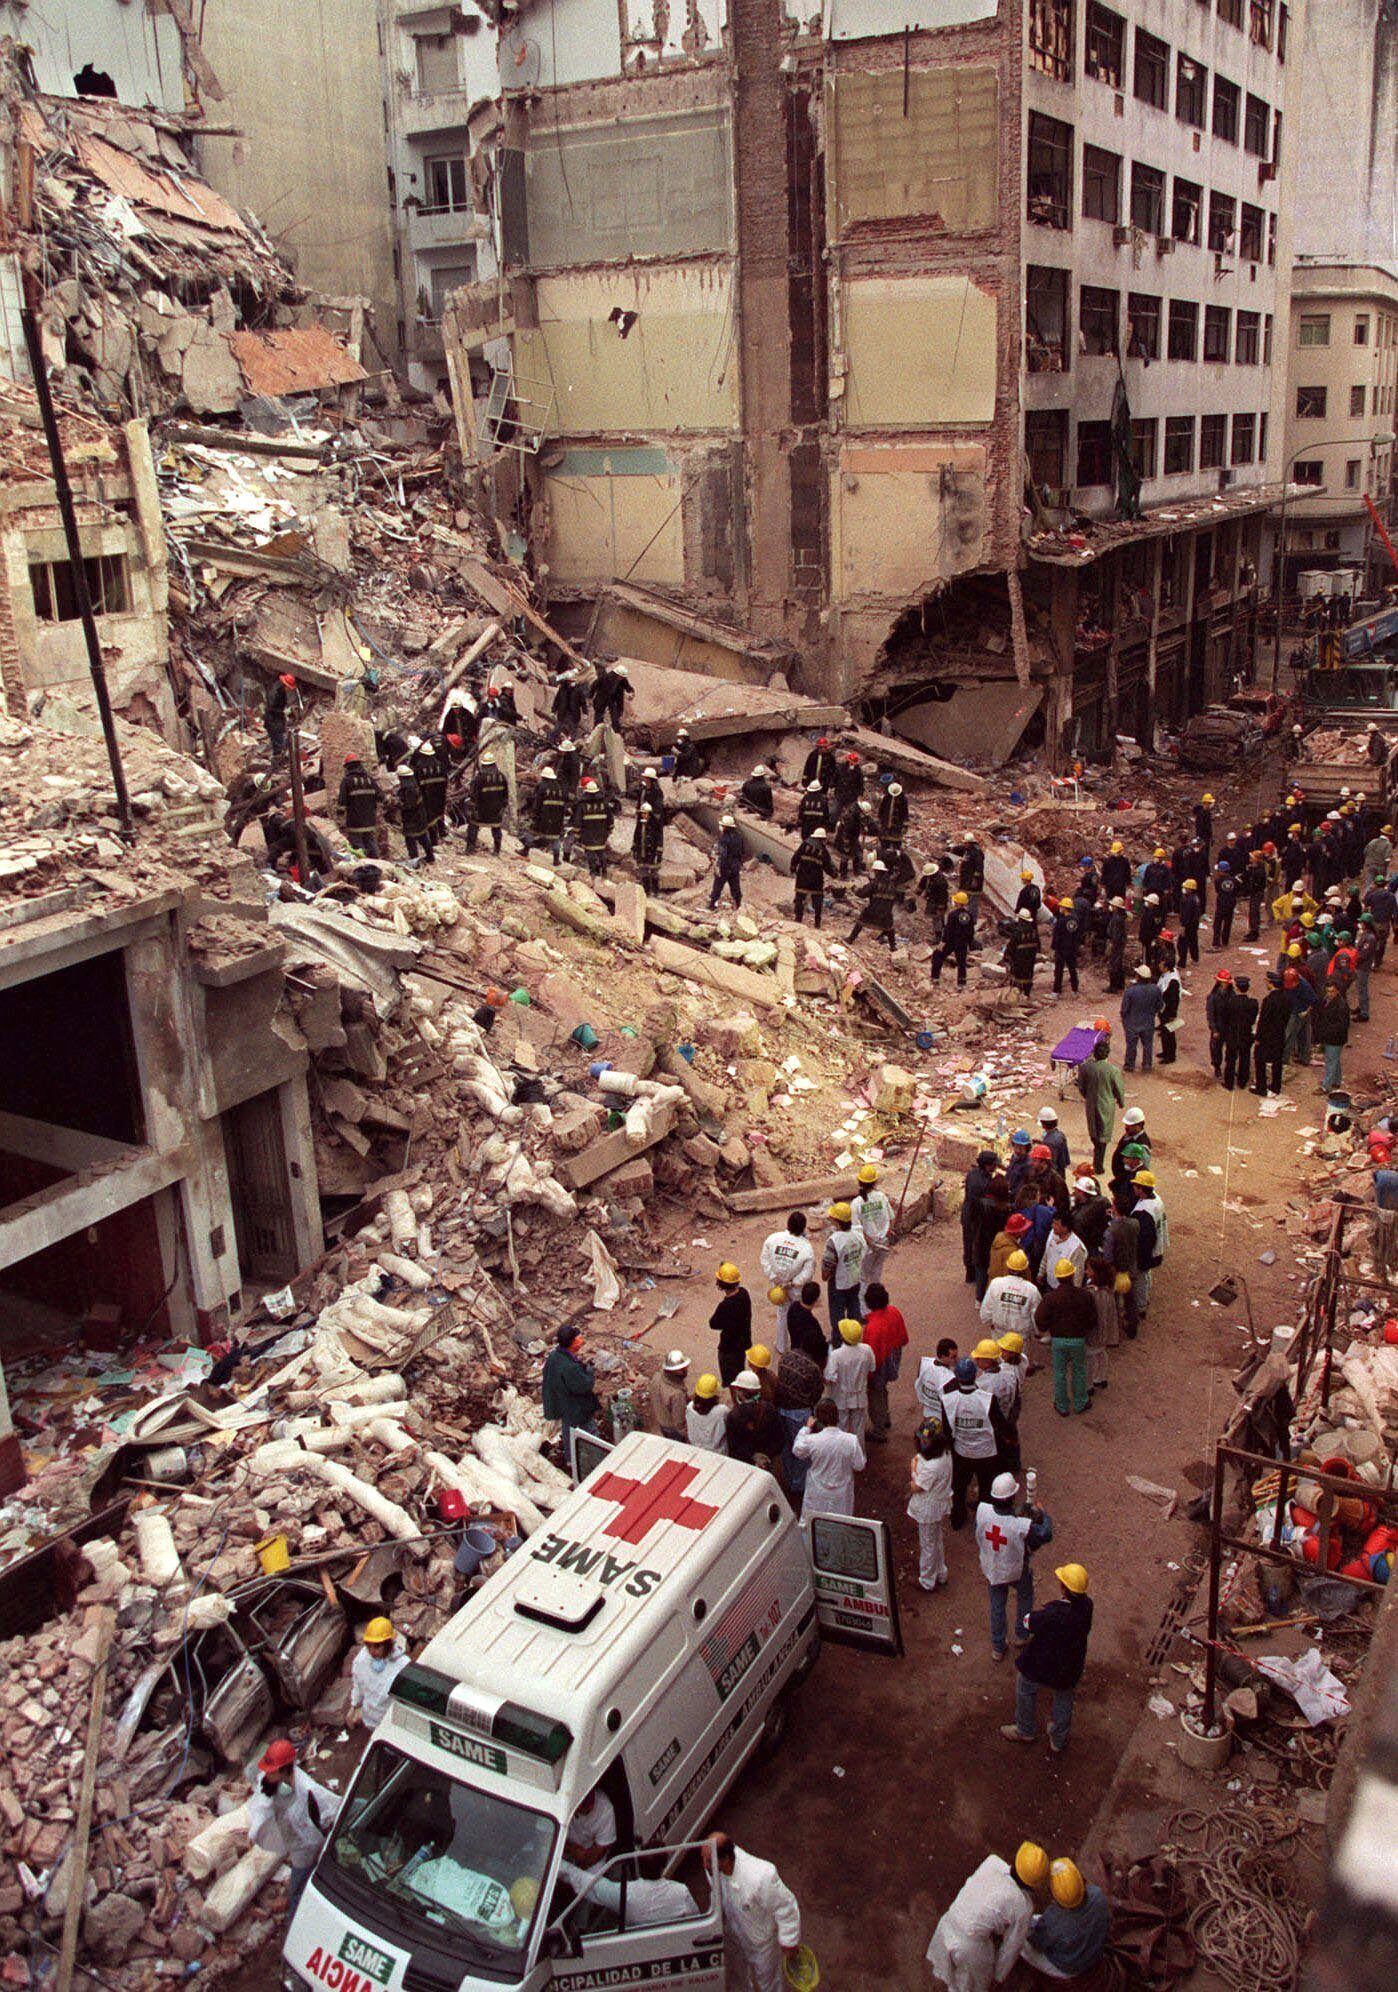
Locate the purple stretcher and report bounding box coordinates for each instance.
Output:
[1050,1025,1103,1069]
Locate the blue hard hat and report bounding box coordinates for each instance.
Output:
[955,1358,977,1384]
[1217,859,1231,871]
[1011,1129,1031,1146]
[1079,855,1093,866]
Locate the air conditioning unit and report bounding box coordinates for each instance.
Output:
[1259,161,1277,185]
[1219,469,1232,491]
[1113,225,1131,248]
[1156,236,1175,257]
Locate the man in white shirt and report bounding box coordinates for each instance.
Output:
[708,1832,801,1992]
[915,1338,960,1423]
[349,1616,410,1730]
[927,1843,1048,1992]
[564,1787,618,1870]
[246,1739,339,1916]
[759,1212,816,1350]
[824,1318,876,1439]
[1039,1217,1086,1289]
[980,1251,1040,1335]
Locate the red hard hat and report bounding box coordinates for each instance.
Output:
[845,752,860,764]
[817,736,830,748]
[1029,1143,1052,1162]
[446,734,462,749]
[436,1488,467,1522]
[259,1739,297,1773]
[1006,1213,1031,1236]
[1215,969,1233,983]
[279,673,296,688]
[344,751,360,762]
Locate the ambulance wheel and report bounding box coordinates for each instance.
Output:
[759,1688,794,1758]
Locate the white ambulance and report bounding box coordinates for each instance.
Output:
[279,1431,898,1991]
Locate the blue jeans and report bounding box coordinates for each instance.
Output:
[1051,1338,1089,1414]
[287,1861,316,1918]
[1357,965,1371,1019]
[988,1571,1034,1657]
[1323,1042,1344,1091]
[1124,1026,1153,1072]
[780,1406,810,1496]
[1016,1670,1076,1749]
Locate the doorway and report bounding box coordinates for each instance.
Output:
[223,1091,297,1285]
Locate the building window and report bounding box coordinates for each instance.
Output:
[1026,409,1070,490]
[1134,29,1170,111]
[1208,190,1236,253]
[1268,213,1277,266]
[1263,313,1274,364]
[426,258,476,320]
[1028,113,1073,229]
[1083,144,1122,223]
[1085,3,1125,87]
[1204,305,1232,362]
[1127,293,1161,361]
[414,31,458,94]
[1080,285,1119,356]
[1172,175,1202,244]
[1164,415,1195,475]
[1355,314,1371,346]
[1131,418,1159,480]
[1279,3,1289,61]
[1200,413,1228,470]
[1236,310,1260,363]
[423,154,469,213]
[1250,0,1274,49]
[1293,460,1323,487]
[1212,75,1240,143]
[1231,413,1256,466]
[29,552,130,622]
[1259,412,1268,460]
[1026,266,1071,373]
[1029,0,1074,82]
[1219,0,1244,27]
[1168,299,1199,361]
[1239,203,1264,263]
[1077,420,1113,487]
[1347,459,1362,490]
[1177,55,1206,127]
[1244,93,1271,157]
[1130,162,1166,236]
[1296,384,1327,419]
[1352,384,1367,417]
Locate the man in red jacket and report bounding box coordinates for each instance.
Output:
[861,1281,909,1444]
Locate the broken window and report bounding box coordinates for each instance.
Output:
[1299,313,1330,348]
[1076,420,1113,487]
[29,552,129,622]
[1127,293,1161,362]
[1264,313,1274,364]
[1347,459,1362,490]
[1200,413,1228,470]
[423,155,469,212]
[1177,55,1206,128]
[1131,418,1158,481]
[1204,306,1232,362]
[1244,93,1270,157]
[1250,0,1274,49]
[1279,3,1289,61]
[1172,175,1202,244]
[415,32,459,94]
[1355,314,1371,346]
[1268,212,1278,266]
[1212,76,1240,144]
[1130,162,1165,236]
[1208,190,1236,253]
[1082,144,1121,223]
[1259,411,1270,462]
[1231,413,1256,466]
[1352,384,1367,417]
[1027,113,1073,229]
[1239,203,1264,263]
[1085,3,1124,86]
[74,64,117,98]
[1164,415,1195,475]
[1029,0,1074,83]
[426,258,476,320]
[1026,409,1070,490]
[1296,385,1327,419]
[1236,310,1260,363]
[1134,30,1169,112]
[1219,0,1244,27]
[1026,266,1071,372]
[1080,284,1119,357]
[1168,299,1199,362]
[1293,459,1323,488]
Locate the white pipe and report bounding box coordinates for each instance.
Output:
[202,1846,281,1932]
[185,1803,251,1883]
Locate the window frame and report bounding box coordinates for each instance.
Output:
[1239,203,1264,263]
[1292,460,1323,489]
[1230,412,1257,467]
[1203,305,1232,363]
[1171,175,1202,245]
[1355,315,1371,347]
[1026,264,1072,374]
[1296,384,1328,419]
[1133,28,1170,113]
[1084,3,1125,88]
[1027,112,1074,230]
[1029,0,1075,83]
[1127,292,1161,362]
[1130,161,1166,237]
[1200,413,1228,471]
[1236,310,1261,364]
[1082,143,1122,224]
[1177,54,1207,128]
[1168,298,1199,362]
[422,153,470,214]
[1352,384,1367,418]
[1164,415,1195,476]
[1026,408,1070,490]
[1208,190,1237,254]
[1298,314,1331,348]
[1244,93,1271,158]
[1076,419,1114,488]
[1131,416,1159,482]
[1080,283,1120,358]
[1346,459,1363,491]
[1212,75,1240,144]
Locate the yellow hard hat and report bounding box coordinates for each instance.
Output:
[973,1339,1001,1361]
[717,1261,741,1285]
[1050,1858,1086,1909]
[857,1164,879,1186]
[997,1332,1025,1356]
[364,1616,395,1645]
[1056,1563,1090,1594]
[747,1344,772,1370]
[1201,792,1215,805]
[1055,1257,1077,1280]
[1153,846,1166,860]
[1114,1272,1132,1296]
[695,1373,720,1400]
[510,1876,541,1920]
[838,1317,863,1344]
[1110,840,1123,854]
[1183,879,1197,892]
[1287,943,1303,959]
[828,1202,853,1223]
[1132,1169,1155,1188]
[1014,1841,1050,1889]
[952,890,969,906]
[1020,869,1033,881]
[768,1285,787,1305]
[1300,912,1315,928]
[1007,1249,1030,1273]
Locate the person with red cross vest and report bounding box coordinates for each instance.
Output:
[975,1472,1053,1662]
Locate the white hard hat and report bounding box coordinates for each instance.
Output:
[643,766,658,778]
[990,1472,1018,1501]
[889,783,903,797]
[807,780,823,792]
[1038,1107,1058,1125]
[720,813,736,828]
[663,1349,690,1373]
[731,1369,761,1394]
[871,857,886,870]
[812,827,828,838]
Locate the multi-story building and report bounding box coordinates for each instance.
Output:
[1275,263,1398,597]
[437,3,1304,763]
[1289,0,1398,270]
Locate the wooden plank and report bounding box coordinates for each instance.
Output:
[451,552,590,667]
[727,1171,862,1215]
[56,1606,116,1992]
[846,723,990,794]
[649,935,785,1010]
[556,1103,677,1191]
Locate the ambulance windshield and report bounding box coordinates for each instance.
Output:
[326,1743,555,1965]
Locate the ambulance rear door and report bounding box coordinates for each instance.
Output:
[800,1512,903,1656]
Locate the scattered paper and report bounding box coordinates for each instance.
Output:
[1255,1649,1351,1725]
[584,1229,621,1312]
[1147,1694,1175,1720]
[1126,1474,1178,1516]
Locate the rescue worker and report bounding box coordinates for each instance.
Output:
[825,1317,876,1439]
[1141,847,1173,904]
[467,751,509,855]
[552,667,587,738]
[725,1369,784,1470]
[1355,915,1380,1022]
[1021,1859,1112,1981]
[847,857,898,951]
[1001,1564,1093,1755]
[349,1616,409,1729]
[877,780,908,842]
[1120,964,1162,1073]
[1223,972,1259,1092]
[802,735,838,791]
[411,733,449,847]
[909,1417,954,1591]
[1241,848,1268,942]
[1006,909,1039,996]
[926,1843,1047,1992]
[707,1835,802,1992]
[1035,1106,1071,1177]
[834,750,865,814]
[710,1261,753,1386]
[574,776,614,878]
[247,1739,337,1917]
[710,813,745,908]
[1015,869,1042,921]
[793,1397,864,1517]
[961,1150,998,1283]
[976,1472,1053,1661]
[919,858,951,938]
[1314,978,1351,1092]
[797,780,829,838]
[673,727,704,777]
[932,891,976,987]
[1035,1265,1096,1415]
[337,750,380,857]
[832,793,869,878]
[264,671,295,762]
[1050,899,1082,994]
[852,1163,893,1300]
[1254,971,1291,1096]
[792,825,834,926]
[554,735,582,799]
[955,836,986,927]
[632,799,664,894]
[740,763,775,819]
[1212,860,1238,948]
[821,1202,865,1336]
[651,1350,689,1442]
[1073,1039,1124,1175]
[1194,792,1215,869]
[1138,891,1165,955]
[862,1281,907,1443]
[759,1213,816,1349]
[1156,955,1182,1066]
[590,660,632,733]
[395,761,433,864]
[479,680,521,827]
[531,764,568,864]
[1101,839,1131,903]
[686,1372,728,1453]
[636,764,667,822]
[1105,895,1129,993]
[980,1250,1040,1341]
[541,1325,599,1446]
[1206,968,1234,1079]
[1130,1169,1167,1318]
[947,1355,1004,1529]
[1178,876,1203,966]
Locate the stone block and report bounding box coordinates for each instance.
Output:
[683,1133,722,1169]
[701,1011,763,1058]
[872,1063,916,1114]
[611,881,648,945]
[596,1156,654,1198]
